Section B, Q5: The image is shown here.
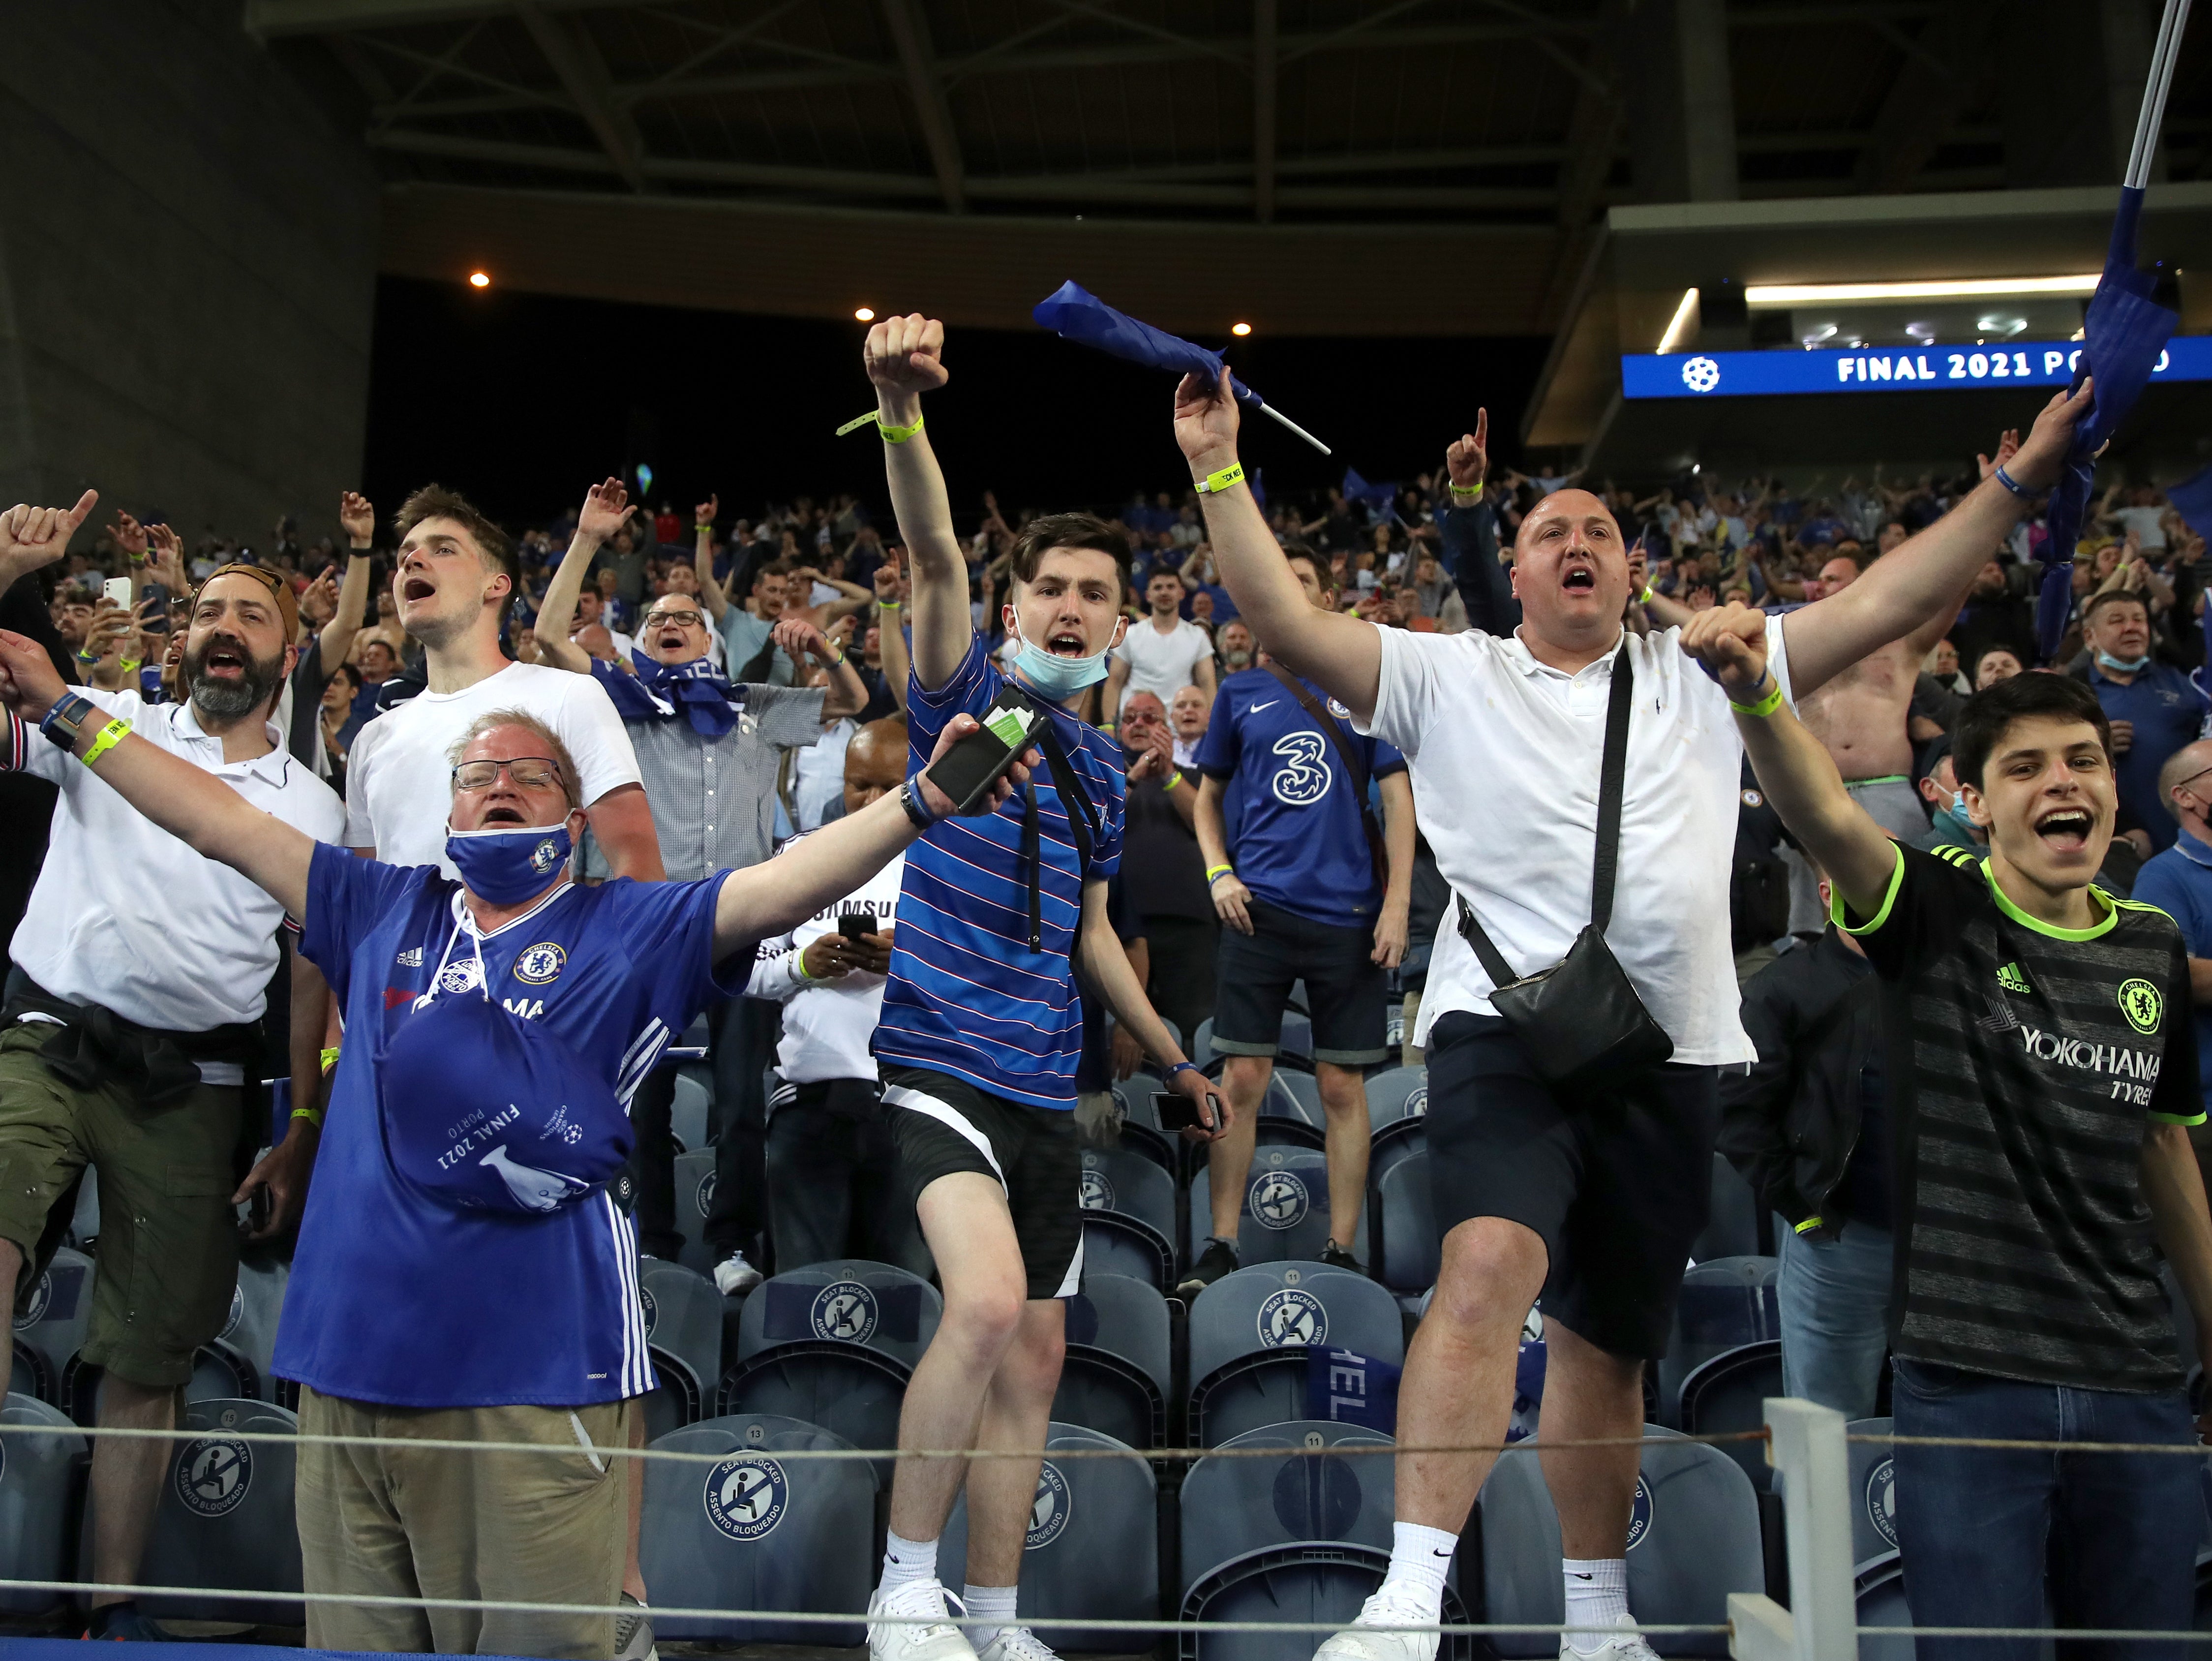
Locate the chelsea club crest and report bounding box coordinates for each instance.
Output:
[515,942,567,984]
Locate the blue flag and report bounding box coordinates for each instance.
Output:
[1304,1345,1401,1434]
[2034,187,2182,658]
[1342,468,1397,516]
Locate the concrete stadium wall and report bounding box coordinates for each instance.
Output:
[0,0,377,543]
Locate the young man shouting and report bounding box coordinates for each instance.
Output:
[1683,611,2212,1658]
[862,314,1226,1661]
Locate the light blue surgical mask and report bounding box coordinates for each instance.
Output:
[2096,649,2152,674]
[1006,616,1121,702]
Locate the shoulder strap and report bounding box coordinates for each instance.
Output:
[1589,641,1635,934]
[1003,685,1098,872]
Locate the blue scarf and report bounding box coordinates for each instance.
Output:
[596,650,743,738]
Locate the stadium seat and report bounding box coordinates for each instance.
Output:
[1056,1272,1172,1448]
[187,1340,262,1404]
[671,1060,713,1154]
[1364,1066,1428,1131]
[223,1255,290,1405]
[1691,1154,1762,1262]
[673,1147,719,1275]
[1178,1420,1396,1595]
[1079,1145,1180,1250]
[721,1261,941,1478]
[1278,1012,1314,1060]
[1854,1552,1913,1661]
[642,1413,878,1645]
[12,1247,94,1402]
[1192,1018,1218,1069]
[66,1168,98,1250]
[1082,1211,1177,1293]
[1655,1256,1779,1427]
[936,1423,1158,1641]
[1272,1067,1326,1126]
[1845,1417,1899,1572]
[114,1397,303,1625]
[640,1256,726,1410]
[1369,1113,1426,1184]
[1676,1340,1784,1491]
[1180,1542,1476,1661]
[1188,1262,1403,1446]
[1479,1425,1762,1658]
[1,1393,85,1615]
[1118,1118,1180,1179]
[643,1346,705,1442]
[1372,1146,1440,1297]
[10,1337,53,1406]
[1113,1073,1167,1132]
[1187,1148,1364,1270]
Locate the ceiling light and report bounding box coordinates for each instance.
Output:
[1231,322,1253,337]
[1801,323,1837,349]
[467,271,490,289]
[1977,314,2029,336]
[854,307,876,322]
[1657,287,1699,354]
[1905,320,1937,341]
[1746,275,2098,306]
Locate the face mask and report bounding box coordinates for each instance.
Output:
[1007,616,1116,700]
[446,821,574,904]
[2096,649,2151,674]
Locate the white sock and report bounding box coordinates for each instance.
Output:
[880,1531,939,1595]
[963,1583,1019,1651]
[1563,1558,1628,1653]
[1375,1521,1456,1624]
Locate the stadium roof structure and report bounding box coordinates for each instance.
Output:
[244,0,2212,339]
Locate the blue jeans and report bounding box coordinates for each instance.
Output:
[1776,1217,1892,1420]
[1892,1357,2201,1661]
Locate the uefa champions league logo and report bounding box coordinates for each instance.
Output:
[1681,356,1721,393]
[1257,1288,1328,1348]
[175,1437,253,1518]
[703,1455,788,1540]
[1026,1462,1071,1549]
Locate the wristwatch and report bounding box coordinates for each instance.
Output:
[39,692,100,752]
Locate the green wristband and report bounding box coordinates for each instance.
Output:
[1727,678,1785,719]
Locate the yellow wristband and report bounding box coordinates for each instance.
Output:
[119,658,143,673]
[878,599,902,611]
[1637,586,1655,606]
[1163,771,1182,791]
[1727,679,1785,719]
[291,1106,325,1129]
[1196,461,1246,496]
[79,716,131,767]
[1207,864,1235,883]
[1449,483,1483,502]
[878,414,925,444]
[320,1046,341,1075]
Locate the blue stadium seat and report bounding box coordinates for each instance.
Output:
[640,1256,726,1412]
[1676,1340,1784,1491]
[643,1346,705,1442]
[671,1061,713,1154]
[1178,1420,1396,1595]
[1372,1146,1440,1297]
[1113,1073,1167,1133]
[1188,1262,1403,1446]
[1187,1147,1363,1269]
[1272,1067,1326,1126]
[12,1247,93,1402]
[1846,1417,1898,1572]
[1364,1066,1428,1131]
[1278,1012,1314,1061]
[1192,1017,1218,1069]
[1080,1145,1179,1249]
[1082,1211,1177,1293]
[1056,1273,1171,1448]
[1369,1114,1426,1185]
[722,1261,941,1477]
[1479,1426,1762,1658]
[673,1147,719,1275]
[122,1397,303,1625]
[1118,1118,1180,1179]
[1179,1543,1475,1661]
[1655,1256,1779,1427]
[1854,1552,1913,1661]
[222,1255,289,1405]
[936,1423,1158,1642]
[1691,1153,1762,1262]
[643,1413,877,1645]
[1,1393,85,1615]
[187,1340,262,1405]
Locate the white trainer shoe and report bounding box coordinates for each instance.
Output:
[713,1251,764,1296]
[977,1627,1061,1661]
[1312,1584,1441,1661]
[1560,1612,1662,1661]
[868,1581,976,1661]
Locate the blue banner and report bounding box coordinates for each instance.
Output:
[1621,336,2212,400]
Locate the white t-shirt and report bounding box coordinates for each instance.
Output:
[1359,616,1795,1066]
[2114,505,2168,550]
[746,841,905,1083]
[344,660,643,875]
[1116,616,1214,705]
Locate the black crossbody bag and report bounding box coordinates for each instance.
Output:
[1453,643,1674,1096]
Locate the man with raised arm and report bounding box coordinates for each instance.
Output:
[861,314,1227,1661]
[1681,607,2212,1658]
[1172,366,2092,1661]
[0,604,1028,1661]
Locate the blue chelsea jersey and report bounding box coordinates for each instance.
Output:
[282,844,750,1408]
[1194,667,1406,929]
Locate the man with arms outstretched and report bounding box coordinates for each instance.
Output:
[1173,367,2093,1661]
[1683,607,2212,1659]
[861,315,1226,1661]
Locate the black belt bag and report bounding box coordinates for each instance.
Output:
[1454,643,1673,1097]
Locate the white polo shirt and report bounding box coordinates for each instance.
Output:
[1358,616,1794,1066]
[343,660,642,875]
[6,691,346,1076]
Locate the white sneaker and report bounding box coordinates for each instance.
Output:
[713,1251,764,1296]
[1313,1584,1440,1661]
[978,1627,1060,1661]
[1560,1612,1662,1661]
[868,1580,976,1661]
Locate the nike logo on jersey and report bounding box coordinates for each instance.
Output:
[1249,700,1278,712]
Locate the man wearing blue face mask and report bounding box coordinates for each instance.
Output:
[0,616,1026,1661]
[859,314,1230,1661]
[2071,590,2207,854]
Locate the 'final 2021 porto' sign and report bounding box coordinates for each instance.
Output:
[1622,337,2212,400]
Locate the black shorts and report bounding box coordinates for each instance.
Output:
[1212,897,1390,1067]
[1424,1013,1719,1360]
[882,1067,1084,1300]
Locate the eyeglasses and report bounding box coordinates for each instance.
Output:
[452,757,565,792]
[646,608,704,629]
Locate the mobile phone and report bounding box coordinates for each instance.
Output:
[102,577,133,609]
[921,692,1044,816]
[837,914,877,944]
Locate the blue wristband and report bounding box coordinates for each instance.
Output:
[1992,463,2036,500]
[1165,1061,1201,1082]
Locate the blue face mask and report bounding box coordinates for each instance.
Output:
[1007,617,1119,701]
[446,821,574,904]
[2096,649,2152,674]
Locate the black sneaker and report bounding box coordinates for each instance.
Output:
[1320,1240,1366,1275]
[1177,1237,1240,1298]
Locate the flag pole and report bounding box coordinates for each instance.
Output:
[1258,402,1333,456]
[2124,0,2193,188]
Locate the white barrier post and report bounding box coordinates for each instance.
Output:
[1727,1397,1855,1661]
